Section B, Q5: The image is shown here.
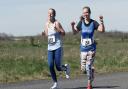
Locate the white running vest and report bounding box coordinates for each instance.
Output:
[47,22,62,51]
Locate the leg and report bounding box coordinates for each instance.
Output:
[55,47,70,79]
[48,50,57,82]
[80,52,88,72]
[54,47,63,71]
[86,51,95,89]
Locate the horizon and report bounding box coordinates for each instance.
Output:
[1,30,128,37]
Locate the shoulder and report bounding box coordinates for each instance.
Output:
[77,20,82,26]
[54,20,63,28]
[76,20,82,31]
[77,20,82,27]
[92,19,99,25]
[91,19,99,29]
[55,20,61,26]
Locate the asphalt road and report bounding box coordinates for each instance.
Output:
[0,72,128,89]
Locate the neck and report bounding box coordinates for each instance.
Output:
[84,18,91,24]
[48,20,55,23]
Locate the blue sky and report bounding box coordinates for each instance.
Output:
[0,0,128,36]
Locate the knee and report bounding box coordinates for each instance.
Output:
[48,63,54,70]
[81,57,87,72]
[86,64,91,71]
[81,65,86,72]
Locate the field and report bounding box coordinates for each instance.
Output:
[0,32,128,83]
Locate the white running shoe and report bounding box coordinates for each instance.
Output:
[50,82,59,89]
[65,64,70,79]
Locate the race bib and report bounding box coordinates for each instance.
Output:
[81,38,92,46]
[48,35,56,44]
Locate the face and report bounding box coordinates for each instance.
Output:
[48,9,55,22]
[82,8,90,20]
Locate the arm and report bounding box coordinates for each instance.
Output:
[42,23,48,36]
[55,21,65,36]
[97,16,105,32]
[71,21,80,35]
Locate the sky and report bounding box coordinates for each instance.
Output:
[0,0,128,36]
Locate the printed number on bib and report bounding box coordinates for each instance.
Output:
[82,38,92,46]
[48,35,55,44]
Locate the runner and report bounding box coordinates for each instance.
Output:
[71,6,105,89]
[42,8,70,89]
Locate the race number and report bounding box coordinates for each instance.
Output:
[48,35,55,44]
[81,38,92,46]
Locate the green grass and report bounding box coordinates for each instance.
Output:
[0,46,49,83]
[0,58,48,82]
[95,39,128,73]
[0,32,128,83]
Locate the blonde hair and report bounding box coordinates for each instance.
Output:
[49,8,56,17]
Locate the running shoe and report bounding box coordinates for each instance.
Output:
[65,64,70,79]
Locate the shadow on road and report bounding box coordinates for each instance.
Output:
[93,85,120,88]
[64,85,120,89]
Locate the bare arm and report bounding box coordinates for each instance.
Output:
[71,21,80,35]
[55,21,65,36]
[97,16,105,32]
[42,23,48,36]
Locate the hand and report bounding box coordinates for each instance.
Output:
[71,21,75,26]
[42,32,45,36]
[99,15,104,23]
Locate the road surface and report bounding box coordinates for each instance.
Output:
[0,72,128,89]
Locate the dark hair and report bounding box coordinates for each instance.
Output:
[80,15,84,21]
[83,6,91,14]
[49,8,56,17]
